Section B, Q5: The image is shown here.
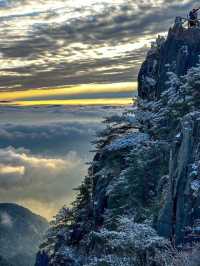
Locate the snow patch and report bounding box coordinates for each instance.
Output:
[0,212,13,227]
[191,180,200,192]
[106,133,149,151]
[145,76,156,87]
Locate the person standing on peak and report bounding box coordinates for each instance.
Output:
[189,7,200,27]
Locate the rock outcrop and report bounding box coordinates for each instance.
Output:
[158,112,200,244]
[36,20,200,266]
[138,23,200,100]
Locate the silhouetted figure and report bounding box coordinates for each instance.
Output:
[189,7,200,27]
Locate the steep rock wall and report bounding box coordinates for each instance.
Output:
[158,112,200,244]
[138,24,200,100]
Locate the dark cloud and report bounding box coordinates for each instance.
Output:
[0,105,114,154]
[0,47,144,90]
[0,122,97,155]
[0,0,198,91]
[0,105,125,156]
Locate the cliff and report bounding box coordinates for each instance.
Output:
[36,21,200,266]
[138,22,200,100]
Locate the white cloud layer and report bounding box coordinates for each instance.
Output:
[0,105,127,219]
[0,147,74,188]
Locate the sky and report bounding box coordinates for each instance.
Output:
[0,0,198,104]
[0,0,199,220]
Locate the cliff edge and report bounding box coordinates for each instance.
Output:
[138,21,200,100]
[36,20,200,266]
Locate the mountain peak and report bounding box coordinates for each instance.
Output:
[138,19,200,101]
[170,18,200,42]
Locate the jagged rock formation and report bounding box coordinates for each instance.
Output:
[138,25,200,100]
[36,21,200,266]
[0,203,48,266]
[157,112,200,244]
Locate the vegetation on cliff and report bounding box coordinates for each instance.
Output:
[36,22,200,266]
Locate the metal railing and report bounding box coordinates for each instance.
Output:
[175,16,200,28]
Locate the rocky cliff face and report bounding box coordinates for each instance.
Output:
[157,112,200,244]
[36,21,200,266]
[138,23,200,100]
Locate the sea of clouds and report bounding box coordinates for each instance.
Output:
[0,104,126,219]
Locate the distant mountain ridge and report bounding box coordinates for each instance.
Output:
[0,203,48,266]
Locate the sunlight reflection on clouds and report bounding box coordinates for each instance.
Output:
[1,0,191,91]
